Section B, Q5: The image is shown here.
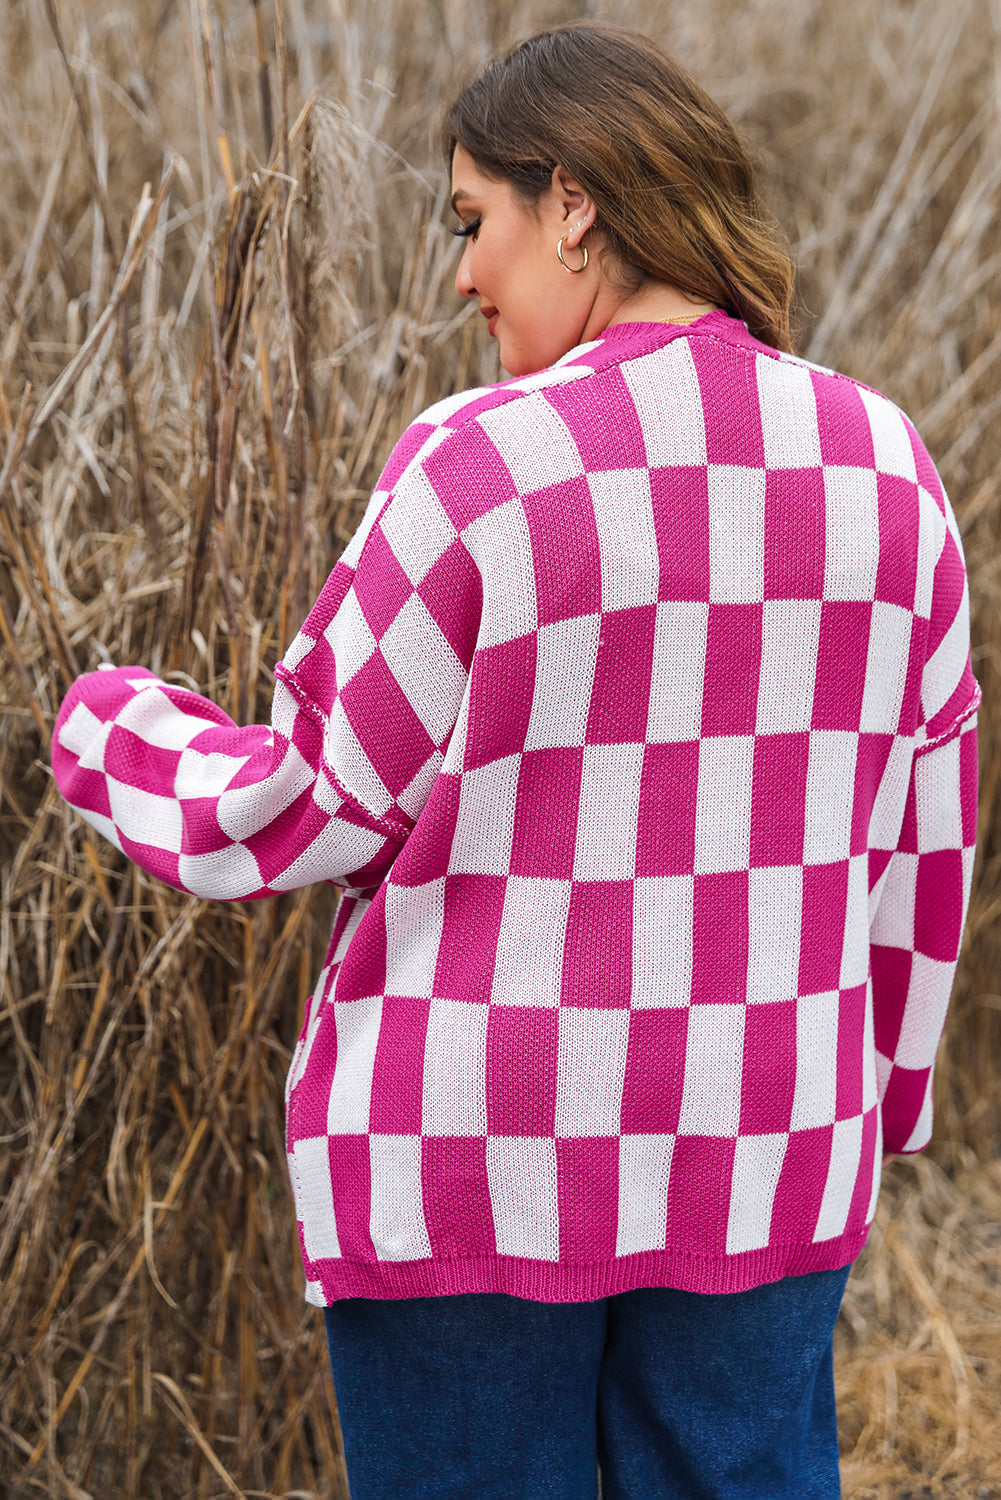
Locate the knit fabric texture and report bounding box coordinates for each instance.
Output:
[53,311,980,1305]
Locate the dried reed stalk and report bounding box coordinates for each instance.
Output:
[0,1,999,1497]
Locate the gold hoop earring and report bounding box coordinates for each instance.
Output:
[556,235,588,274]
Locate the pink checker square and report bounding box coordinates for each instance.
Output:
[352,524,414,640]
[874,474,920,608]
[908,421,943,497]
[650,467,711,602]
[243,789,326,883]
[851,735,894,852]
[914,849,965,961]
[423,420,516,530]
[339,651,435,798]
[586,605,657,745]
[836,984,867,1119]
[927,531,968,660]
[739,1000,797,1134]
[870,945,912,1058]
[391,774,461,885]
[691,871,748,1005]
[294,634,338,717]
[701,604,762,737]
[844,1107,878,1230]
[546,368,648,470]
[367,996,430,1135]
[59,763,112,821]
[812,371,875,467]
[898,771,919,854]
[326,1134,377,1263]
[465,633,537,771]
[379,420,435,490]
[561,881,633,1008]
[768,1125,832,1242]
[636,741,700,876]
[884,1065,929,1147]
[749,733,808,867]
[422,1137,496,1259]
[418,539,483,669]
[798,862,849,995]
[619,1009,688,1133]
[811,602,872,731]
[433,873,507,1001]
[301,561,356,642]
[692,341,765,465]
[336,889,388,1000]
[763,468,826,601]
[118,834,182,890]
[486,1007,558,1135]
[510,747,583,880]
[664,1135,736,1258]
[104,728,181,796]
[523,477,602,627]
[556,1137,620,1262]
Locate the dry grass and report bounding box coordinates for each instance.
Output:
[0,1,999,1496]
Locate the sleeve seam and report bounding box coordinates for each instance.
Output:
[273,662,410,845]
[914,684,981,757]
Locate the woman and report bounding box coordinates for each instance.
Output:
[53,22,978,1500]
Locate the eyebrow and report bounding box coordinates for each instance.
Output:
[450,189,474,214]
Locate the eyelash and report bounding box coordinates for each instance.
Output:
[451,217,481,241]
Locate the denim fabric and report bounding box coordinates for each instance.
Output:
[323,1263,851,1499]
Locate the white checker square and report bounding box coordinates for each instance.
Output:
[921,582,972,726]
[621,340,707,466]
[175,745,252,800]
[573,742,644,881]
[477,393,583,493]
[268,818,388,891]
[422,998,489,1136]
[116,683,217,751]
[291,1137,340,1260]
[859,601,912,734]
[462,498,537,648]
[902,1080,935,1152]
[631,876,694,1007]
[491,877,572,1007]
[862,983,878,1112]
[554,1008,630,1137]
[486,1136,559,1261]
[726,1132,788,1255]
[756,600,822,734]
[747,865,803,1004]
[870,851,917,950]
[822,467,880,601]
[178,845,263,899]
[380,593,467,745]
[397,748,445,822]
[369,1135,432,1262]
[914,485,947,621]
[616,1134,675,1255]
[524,613,601,751]
[340,489,390,570]
[867,735,913,854]
[789,991,840,1130]
[216,738,314,841]
[677,1004,745,1136]
[324,698,393,817]
[324,588,377,688]
[286,995,326,1098]
[803,731,858,865]
[589,468,659,612]
[451,754,521,874]
[383,877,446,997]
[646,602,709,743]
[707,465,767,604]
[756,354,822,468]
[694,735,754,874]
[380,463,457,586]
[326,997,383,1132]
[332,897,369,967]
[814,1113,864,1242]
[858,386,917,481]
[893,952,956,1070]
[839,854,871,990]
[59,700,111,764]
[108,778,183,854]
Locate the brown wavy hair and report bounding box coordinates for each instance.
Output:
[444,23,795,353]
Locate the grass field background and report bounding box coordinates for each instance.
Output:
[1,1,1000,1495]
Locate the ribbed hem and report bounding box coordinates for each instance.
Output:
[303,1226,868,1306]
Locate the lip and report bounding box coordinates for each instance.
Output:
[481,306,499,337]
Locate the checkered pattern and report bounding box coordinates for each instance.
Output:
[53,311,979,1306]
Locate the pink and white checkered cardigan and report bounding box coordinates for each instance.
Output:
[54,312,979,1304]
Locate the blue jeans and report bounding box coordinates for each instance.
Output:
[323,1264,851,1499]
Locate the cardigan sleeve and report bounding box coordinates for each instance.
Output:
[869,464,980,1153]
[52,424,481,901]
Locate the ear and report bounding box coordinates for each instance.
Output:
[550,163,597,245]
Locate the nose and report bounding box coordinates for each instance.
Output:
[455,243,476,300]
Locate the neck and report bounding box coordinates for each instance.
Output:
[581,277,718,341]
